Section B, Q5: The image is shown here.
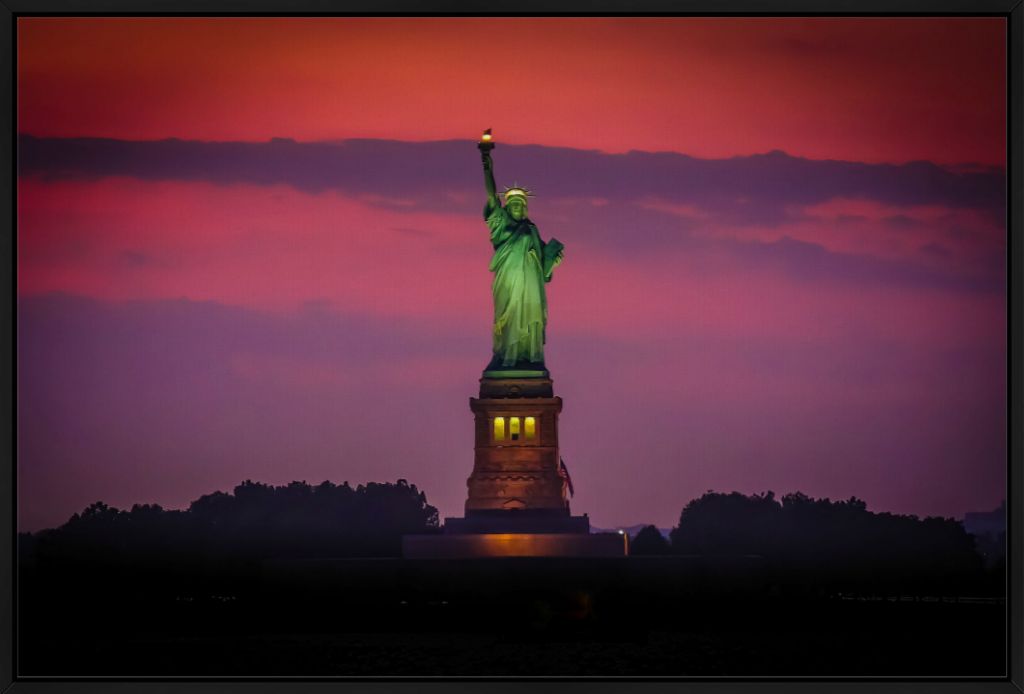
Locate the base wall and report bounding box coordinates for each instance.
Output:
[444,512,589,534]
[402,533,628,559]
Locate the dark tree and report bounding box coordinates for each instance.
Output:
[23,478,440,569]
[670,491,780,556]
[630,525,670,555]
[667,490,986,597]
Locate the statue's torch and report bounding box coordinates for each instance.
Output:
[478,128,495,155]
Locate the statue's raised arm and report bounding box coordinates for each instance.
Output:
[480,130,499,213]
[476,130,564,376]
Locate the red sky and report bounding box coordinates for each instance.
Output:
[16,18,1008,532]
[19,17,1006,165]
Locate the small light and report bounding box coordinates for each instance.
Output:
[478,129,495,153]
[618,530,625,535]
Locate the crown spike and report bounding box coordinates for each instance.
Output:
[501,183,534,202]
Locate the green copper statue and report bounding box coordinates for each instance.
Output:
[479,132,564,376]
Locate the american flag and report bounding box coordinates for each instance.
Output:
[559,457,574,498]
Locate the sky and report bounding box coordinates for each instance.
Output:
[16,17,1008,532]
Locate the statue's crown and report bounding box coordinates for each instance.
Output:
[502,183,533,203]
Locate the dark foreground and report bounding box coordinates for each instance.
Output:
[19,556,1005,677]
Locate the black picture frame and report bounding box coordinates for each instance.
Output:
[2,3,1020,693]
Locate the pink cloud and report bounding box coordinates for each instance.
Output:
[19,178,492,319]
[19,177,1004,359]
[554,247,1002,347]
[642,196,1004,266]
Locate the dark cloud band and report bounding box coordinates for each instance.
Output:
[18,135,1005,216]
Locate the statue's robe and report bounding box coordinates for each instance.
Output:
[484,201,556,367]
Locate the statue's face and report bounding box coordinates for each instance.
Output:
[507,197,527,221]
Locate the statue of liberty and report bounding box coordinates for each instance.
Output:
[479,130,565,377]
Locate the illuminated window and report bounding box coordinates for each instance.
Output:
[493,417,505,441]
[510,417,520,441]
[525,417,536,439]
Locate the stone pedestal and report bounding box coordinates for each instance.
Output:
[464,377,570,515]
[403,374,626,558]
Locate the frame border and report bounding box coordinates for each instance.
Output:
[3,3,1021,693]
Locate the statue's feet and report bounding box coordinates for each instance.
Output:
[483,354,548,377]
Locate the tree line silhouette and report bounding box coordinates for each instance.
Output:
[22,483,989,568]
[20,479,439,572]
[18,482,1004,676]
[20,482,998,596]
[19,483,1003,597]
[628,490,993,598]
